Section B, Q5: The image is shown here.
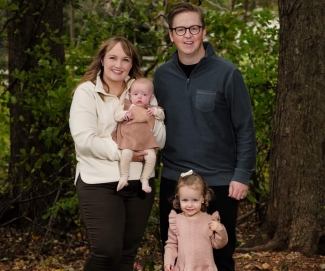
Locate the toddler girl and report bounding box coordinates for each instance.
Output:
[164,170,228,271]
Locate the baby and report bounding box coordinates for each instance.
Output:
[114,78,164,193]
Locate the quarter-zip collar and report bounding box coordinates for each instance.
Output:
[170,42,213,68]
[94,72,133,98]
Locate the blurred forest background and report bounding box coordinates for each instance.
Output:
[0,0,324,270]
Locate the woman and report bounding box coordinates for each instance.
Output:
[69,36,166,271]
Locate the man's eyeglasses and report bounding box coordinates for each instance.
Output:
[170,25,203,36]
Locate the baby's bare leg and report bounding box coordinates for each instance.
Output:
[118,149,133,191]
[140,149,156,193]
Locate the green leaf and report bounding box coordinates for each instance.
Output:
[11,96,17,104]
[8,3,19,11]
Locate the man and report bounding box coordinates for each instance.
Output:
[153,3,256,271]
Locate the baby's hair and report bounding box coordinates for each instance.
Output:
[130,77,154,94]
[173,170,214,212]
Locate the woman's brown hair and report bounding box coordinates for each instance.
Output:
[72,36,143,95]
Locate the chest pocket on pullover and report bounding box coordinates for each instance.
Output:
[195,89,216,113]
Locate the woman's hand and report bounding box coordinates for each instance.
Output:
[132,150,148,162]
[126,106,155,129]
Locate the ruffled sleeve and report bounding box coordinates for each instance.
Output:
[164,210,178,267]
[168,209,178,236]
[212,211,221,222]
[209,211,229,249]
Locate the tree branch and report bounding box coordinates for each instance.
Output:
[0,215,32,227]
[205,0,230,12]
[236,240,281,252]
[39,182,62,253]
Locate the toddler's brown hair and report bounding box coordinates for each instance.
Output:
[173,170,214,212]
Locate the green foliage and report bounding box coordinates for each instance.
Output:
[64,0,168,79]
[10,34,74,174]
[1,6,77,226]
[42,190,81,230]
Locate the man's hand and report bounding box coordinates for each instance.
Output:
[228,181,248,200]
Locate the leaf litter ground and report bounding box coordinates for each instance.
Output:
[0,201,324,271]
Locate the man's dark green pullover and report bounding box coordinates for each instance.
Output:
[153,42,256,186]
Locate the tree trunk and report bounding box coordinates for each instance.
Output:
[265,0,325,255]
[6,0,65,223]
[231,0,236,11]
[243,0,249,22]
[70,3,75,46]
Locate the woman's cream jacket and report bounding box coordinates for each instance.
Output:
[69,75,166,184]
